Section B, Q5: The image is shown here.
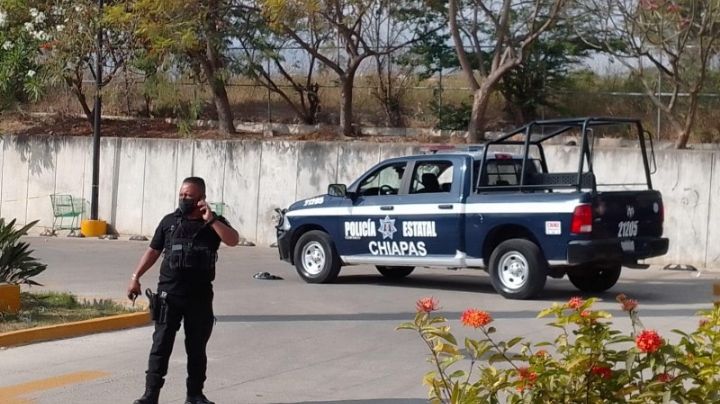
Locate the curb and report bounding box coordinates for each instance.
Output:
[0,311,151,348]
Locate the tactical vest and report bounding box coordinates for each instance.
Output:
[165,217,218,283]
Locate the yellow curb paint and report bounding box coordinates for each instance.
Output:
[0,370,109,403]
[0,311,151,347]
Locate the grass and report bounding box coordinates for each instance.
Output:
[0,291,140,333]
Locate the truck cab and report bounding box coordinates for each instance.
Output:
[276,117,668,299]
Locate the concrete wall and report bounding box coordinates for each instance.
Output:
[1,135,718,269]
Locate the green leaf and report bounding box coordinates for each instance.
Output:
[625,351,637,375]
[506,337,524,348]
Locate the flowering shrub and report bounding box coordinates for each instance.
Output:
[398,294,720,403]
[0,1,47,107]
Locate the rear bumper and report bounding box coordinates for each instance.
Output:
[567,237,669,265]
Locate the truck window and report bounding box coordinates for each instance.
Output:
[410,161,453,194]
[358,162,407,196]
[477,159,542,188]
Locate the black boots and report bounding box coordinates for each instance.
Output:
[185,393,215,404]
[133,388,160,404]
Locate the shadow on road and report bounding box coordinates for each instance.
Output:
[328,271,719,307]
[216,306,704,323]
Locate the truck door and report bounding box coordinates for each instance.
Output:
[340,157,465,266]
[337,161,409,257]
[401,159,465,264]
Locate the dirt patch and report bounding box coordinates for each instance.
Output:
[0,112,457,144]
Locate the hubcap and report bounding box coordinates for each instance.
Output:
[302,241,326,275]
[498,251,529,290]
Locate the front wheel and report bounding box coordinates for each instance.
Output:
[568,263,622,293]
[293,231,341,283]
[376,266,414,279]
[489,239,547,300]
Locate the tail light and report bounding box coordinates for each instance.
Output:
[571,204,593,234]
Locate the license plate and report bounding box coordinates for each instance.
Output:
[621,240,635,252]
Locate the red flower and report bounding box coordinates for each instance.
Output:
[580,310,591,318]
[535,350,549,358]
[636,329,663,353]
[617,294,638,312]
[460,309,493,328]
[656,372,672,383]
[622,299,638,312]
[568,296,584,310]
[516,367,538,392]
[415,297,439,313]
[591,365,612,380]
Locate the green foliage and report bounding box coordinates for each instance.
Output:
[0,292,138,332]
[400,295,720,403]
[430,88,472,131]
[0,218,47,286]
[499,22,592,122]
[0,0,45,109]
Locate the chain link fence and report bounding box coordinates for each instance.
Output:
[26,44,720,143]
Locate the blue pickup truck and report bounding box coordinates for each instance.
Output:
[276,117,668,299]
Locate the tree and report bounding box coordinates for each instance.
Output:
[498,22,591,123]
[233,8,328,125]
[39,0,129,128]
[108,0,246,134]
[260,0,445,137]
[577,0,720,149]
[448,0,567,142]
[0,1,46,109]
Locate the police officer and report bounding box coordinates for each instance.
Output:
[127,177,239,404]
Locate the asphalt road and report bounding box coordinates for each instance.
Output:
[1,237,718,404]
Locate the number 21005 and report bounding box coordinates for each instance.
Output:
[618,220,639,238]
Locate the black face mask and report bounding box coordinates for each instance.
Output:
[179,198,197,215]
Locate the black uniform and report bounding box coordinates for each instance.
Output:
[144,209,232,396]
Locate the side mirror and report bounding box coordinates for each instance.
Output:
[328,183,348,197]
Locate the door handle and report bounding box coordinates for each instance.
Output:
[438,204,453,210]
[380,205,394,211]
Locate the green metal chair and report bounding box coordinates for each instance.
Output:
[49,194,85,234]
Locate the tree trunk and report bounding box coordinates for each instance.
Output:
[467,85,492,143]
[203,1,235,135]
[66,76,94,128]
[210,79,235,135]
[675,94,699,149]
[339,71,356,137]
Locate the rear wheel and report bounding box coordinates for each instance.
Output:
[568,263,622,293]
[293,231,341,283]
[376,266,414,279]
[489,239,547,300]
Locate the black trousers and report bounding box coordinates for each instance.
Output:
[145,293,214,395]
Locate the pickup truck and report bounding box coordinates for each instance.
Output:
[275,117,669,299]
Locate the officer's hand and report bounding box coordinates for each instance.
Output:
[127,278,141,301]
[198,200,213,222]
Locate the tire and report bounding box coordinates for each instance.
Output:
[489,239,547,300]
[568,262,622,293]
[293,231,341,283]
[376,266,415,279]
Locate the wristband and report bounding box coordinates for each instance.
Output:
[206,214,218,226]
[131,273,138,281]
